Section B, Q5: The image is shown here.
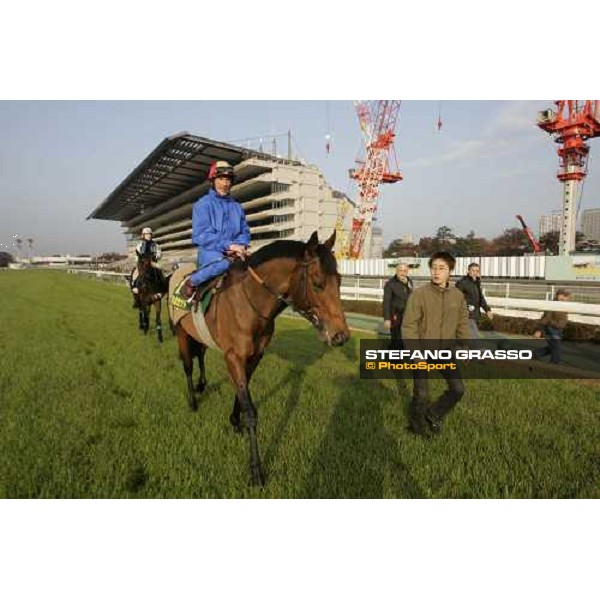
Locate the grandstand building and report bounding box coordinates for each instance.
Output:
[89,132,382,263]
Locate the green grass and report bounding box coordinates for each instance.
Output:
[0,270,599,498]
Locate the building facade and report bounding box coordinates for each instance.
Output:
[539,211,563,237]
[581,208,600,241]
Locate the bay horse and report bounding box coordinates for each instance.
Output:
[133,254,169,342]
[171,230,350,486]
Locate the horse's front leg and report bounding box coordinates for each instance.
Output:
[195,343,207,394]
[230,352,263,435]
[143,306,150,335]
[225,352,264,487]
[138,308,145,330]
[154,298,163,343]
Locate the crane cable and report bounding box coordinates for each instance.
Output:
[325,101,332,154]
[576,150,589,221]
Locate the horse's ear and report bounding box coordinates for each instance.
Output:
[324,230,336,250]
[305,231,319,257]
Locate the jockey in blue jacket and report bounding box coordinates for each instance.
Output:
[182,160,250,298]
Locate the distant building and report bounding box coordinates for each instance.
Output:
[369,227,384,259]
[581,208,600,241]
[30,255,96,266]
[539,211,562,237]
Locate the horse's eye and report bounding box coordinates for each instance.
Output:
[312,282,325,292]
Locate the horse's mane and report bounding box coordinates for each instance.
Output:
[245,239,337,275]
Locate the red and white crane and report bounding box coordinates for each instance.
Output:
[346,100,403,258]
[537,101,600,255]
[515,214,541,253]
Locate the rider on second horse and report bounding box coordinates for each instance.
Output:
[182,160,250,300]
[131,227,166,307]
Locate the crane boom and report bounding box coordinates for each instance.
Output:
[347,100,402,258]
[516,214,541,253]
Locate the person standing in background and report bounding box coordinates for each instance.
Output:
[383,263,413,350]
[456,262,493,339]
[533,289,571,364]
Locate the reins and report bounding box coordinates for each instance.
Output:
[243,258,319,324]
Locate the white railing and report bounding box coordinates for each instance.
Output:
[339,286,600,325]
[341,276,600,304]
[340,285,383,300]
[67,269,130,285]
[486,297,600,316]
[69,269,600,325]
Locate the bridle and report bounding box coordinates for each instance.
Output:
[242,257,321,327]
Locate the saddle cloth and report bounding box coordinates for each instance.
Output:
[168,263,222,352]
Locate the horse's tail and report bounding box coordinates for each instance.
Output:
[163,272,173,295]
[163,272,174,334]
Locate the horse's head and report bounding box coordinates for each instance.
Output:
[135,252,157,304]
[136,252,152,280]
[289,231,350,347]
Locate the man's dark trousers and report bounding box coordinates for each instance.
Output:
[411,361,465,421]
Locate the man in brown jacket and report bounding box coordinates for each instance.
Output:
[533,289,571,364]
[402,251,470,435]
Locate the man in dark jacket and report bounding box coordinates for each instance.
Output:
[456,263,493,338]
[533,289,571,364]
[383,263,413,349]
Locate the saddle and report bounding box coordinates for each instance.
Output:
[172,274,224,313]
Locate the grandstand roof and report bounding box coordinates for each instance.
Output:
[88,132,301,222]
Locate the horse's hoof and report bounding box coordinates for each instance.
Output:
[196,381,206,394]
[251,465,266,487]
[188,397,198,412]
[425,414,443,435]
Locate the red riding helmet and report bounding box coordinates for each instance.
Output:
[208,160,234,181]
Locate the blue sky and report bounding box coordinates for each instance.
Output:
[1,100,598,255]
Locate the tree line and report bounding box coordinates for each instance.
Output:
[0,252,14,267]
[383,226,587,258]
